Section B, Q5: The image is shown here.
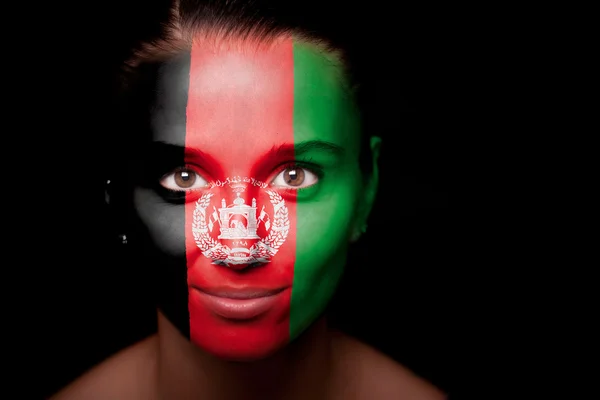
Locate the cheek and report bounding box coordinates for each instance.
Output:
[287,189,359,338]
[295,189,359,270]
[296,212,351,261]
[133,188,186,256]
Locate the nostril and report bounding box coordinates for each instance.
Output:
[223,261,267,271]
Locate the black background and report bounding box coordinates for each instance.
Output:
[21,1,474,398]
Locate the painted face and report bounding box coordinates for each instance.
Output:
[132,36,373,360]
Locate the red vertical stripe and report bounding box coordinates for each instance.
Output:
[184,37,297,359]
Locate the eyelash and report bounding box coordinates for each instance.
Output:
[154,164,206,201]
[270,160,323,195]
[276,160,323,178]
[157,159,323,200]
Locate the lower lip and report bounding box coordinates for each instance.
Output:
[192,289,285,320]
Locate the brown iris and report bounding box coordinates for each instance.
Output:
[174,169,196,188]
[283,168,305,187]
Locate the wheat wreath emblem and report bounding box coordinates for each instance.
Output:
[191,190,289,266]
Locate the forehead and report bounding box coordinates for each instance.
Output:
[149,36,359,162]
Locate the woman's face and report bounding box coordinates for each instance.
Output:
[132,36,379,360]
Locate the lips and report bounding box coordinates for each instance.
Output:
[191,286,288,320]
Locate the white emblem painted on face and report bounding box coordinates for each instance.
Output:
[191,177,289,267]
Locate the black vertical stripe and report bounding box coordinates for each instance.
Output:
[128,52,193,339]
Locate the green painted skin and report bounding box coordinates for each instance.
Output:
[289,41,379,339]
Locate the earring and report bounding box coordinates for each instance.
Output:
[105,179,111,205]
[117,233,128,245]
[350,224,368,243]
[105,178,128,245]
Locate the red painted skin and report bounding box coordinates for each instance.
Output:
[184,38,298,360]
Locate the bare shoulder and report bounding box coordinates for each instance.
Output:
[50,335,159,400]
[331,332,447,400]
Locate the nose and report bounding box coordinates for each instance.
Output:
[207,240,268,271]
[209,182,264,269]
[191,177,285,270]
[222,260,266,271]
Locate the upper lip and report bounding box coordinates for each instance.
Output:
[191,286,287,300]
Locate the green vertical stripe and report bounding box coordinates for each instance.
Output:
[289,41,361,338]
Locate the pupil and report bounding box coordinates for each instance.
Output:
[175,169,196,188]
[285,168,304,186]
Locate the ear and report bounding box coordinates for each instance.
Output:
[350,136,381,242]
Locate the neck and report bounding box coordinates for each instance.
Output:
[156,312,335,400]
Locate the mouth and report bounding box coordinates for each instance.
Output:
[190,286,288,320]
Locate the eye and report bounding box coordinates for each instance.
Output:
[271,165,319,189]
[160,167,208,191]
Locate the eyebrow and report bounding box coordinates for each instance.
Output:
[147,141,217,163]
[270,140,345,158]
[143,141,225,177]
[145,139,344,180]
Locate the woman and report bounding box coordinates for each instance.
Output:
[52,0,446,398]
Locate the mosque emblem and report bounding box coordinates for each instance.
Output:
[192,177,289,267]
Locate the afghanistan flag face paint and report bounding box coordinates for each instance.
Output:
[133,35,366,360]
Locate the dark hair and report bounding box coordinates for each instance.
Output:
[117,0,378,176]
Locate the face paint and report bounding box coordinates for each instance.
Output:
[133,36,366,360]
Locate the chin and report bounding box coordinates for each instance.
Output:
[188,289,292,361]
[191,324,289,361]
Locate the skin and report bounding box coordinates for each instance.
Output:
[50,34,447,400]
[51,315,447,400]
[133,36,379,360]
